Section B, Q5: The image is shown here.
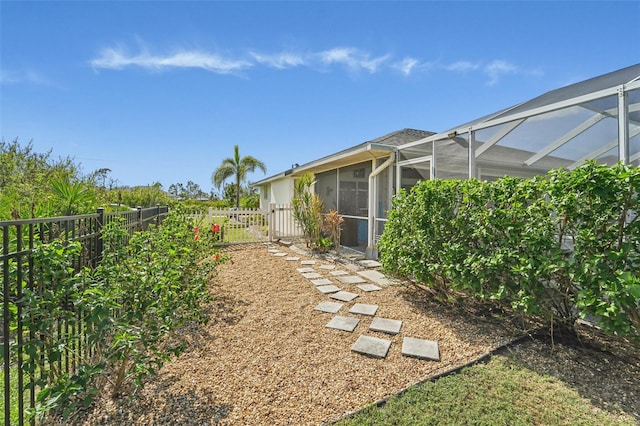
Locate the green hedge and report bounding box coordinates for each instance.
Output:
[380,162,640,338]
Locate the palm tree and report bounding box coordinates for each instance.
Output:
[212,145,266,208]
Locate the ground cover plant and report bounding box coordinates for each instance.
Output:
[380,162,640,339]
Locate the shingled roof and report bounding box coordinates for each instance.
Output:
[253,128,434,185]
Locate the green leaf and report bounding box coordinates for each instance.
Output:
[628,284,640,299]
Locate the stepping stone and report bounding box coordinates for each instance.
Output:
[356,284,382,292]
[314,301,343,313]
[330,291,359,302]
[319,264,336,270]
[302,272,323,279]
[273,252,287,257]
[316,285,341,294]
[310,278,333,286]
[359,259,382,268]
[357,270,392,286]
[297,267,315,273]
[329,270,349,276]
[349,303,379,316]
[351,335,391,359]
[285,257,300,261]
[326,316,360,332]
[370,317,403,335]
[301,260,316,265]
[336,275,367,285]
[268,249,280,253]
[402,337,440,361]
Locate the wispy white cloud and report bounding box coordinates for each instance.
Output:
[394,57,420,76]
[250,51,306,69]
[0,68,56,86]
[442,61,481,72]
[483,59,518,86]
[88,41,538,86]
[90,46,252,74]
[315,47,389,73]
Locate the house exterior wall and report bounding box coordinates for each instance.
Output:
[258,178,294,210]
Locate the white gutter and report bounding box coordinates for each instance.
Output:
[365,151,396,259]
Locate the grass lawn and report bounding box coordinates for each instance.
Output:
[335,355,636,426]
[203,214,267,243]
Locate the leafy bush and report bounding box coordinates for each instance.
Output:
[19,207,226,420]
[380,162,640,338]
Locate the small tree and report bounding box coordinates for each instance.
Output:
[212,145,266,209]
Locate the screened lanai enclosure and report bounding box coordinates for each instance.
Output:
[398,63,640,182]
[255,63,640,258]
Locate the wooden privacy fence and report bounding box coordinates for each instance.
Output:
[193,204,303,244]
[1,206,168,426]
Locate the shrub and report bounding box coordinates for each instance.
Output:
[380,162,640,338]
[20,207,226,421]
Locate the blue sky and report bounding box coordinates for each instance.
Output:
[2,1,639,194]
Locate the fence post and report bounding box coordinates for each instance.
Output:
[137,206,142,230]
[96,207,105,265]
[269,203,276,242]
[3,221,10,426]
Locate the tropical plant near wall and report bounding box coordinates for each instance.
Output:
[292,173,324,249]
[323,209,344,252]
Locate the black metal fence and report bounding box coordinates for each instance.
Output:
[1,206,169,426]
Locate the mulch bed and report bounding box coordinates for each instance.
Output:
[58,243,639,425]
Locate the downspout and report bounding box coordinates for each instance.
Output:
[366,151,396,259]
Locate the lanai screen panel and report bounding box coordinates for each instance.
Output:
[315,170,337,211]
[400,164,430,190]
[338,161,371,217]
[475,93,621,176]
[434,136,468,179]
[398,140,432,162]
[376,160,394,219]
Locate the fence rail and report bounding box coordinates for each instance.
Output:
[1,206,169,426]
[192,204,303,244]
[1,204,301,425]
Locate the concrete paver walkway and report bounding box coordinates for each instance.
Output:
[315,301,343,313]
[316,285,341,294]
[326,316,360,332]
[330,291,359,302]
[274,242,441,361]
[351,335,391,359]
[349,303,378,316]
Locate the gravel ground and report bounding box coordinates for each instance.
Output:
[60,243,639,425]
